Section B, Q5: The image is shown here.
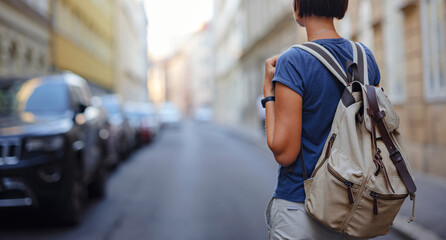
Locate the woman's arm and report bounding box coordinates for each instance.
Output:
[264,55,303,167]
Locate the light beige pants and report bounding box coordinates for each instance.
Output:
[265,197,364,240]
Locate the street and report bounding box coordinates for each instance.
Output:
[0,121,407,240]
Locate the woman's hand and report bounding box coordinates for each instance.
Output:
[264,54,280,97]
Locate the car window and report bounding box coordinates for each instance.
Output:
[78,81,92,106]
[0,78,69,114]
[71,85,88,107]
[25,82,69,113]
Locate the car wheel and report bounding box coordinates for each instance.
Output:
[57,160,84,225]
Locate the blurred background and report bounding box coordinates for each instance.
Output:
[0,0,445,240]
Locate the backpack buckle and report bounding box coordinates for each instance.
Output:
[389,150,402,163]
[374,110,386,121]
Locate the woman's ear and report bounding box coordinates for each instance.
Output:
[292,0,306,27]
[294,13,306,27]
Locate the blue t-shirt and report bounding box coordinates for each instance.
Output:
[272,38,381,202]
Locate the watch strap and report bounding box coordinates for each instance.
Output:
[261,96,275,108]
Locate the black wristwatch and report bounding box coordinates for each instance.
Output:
[261,96,275,108]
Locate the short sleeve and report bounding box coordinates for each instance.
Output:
[272,48,305,97]
[360,43,381,86]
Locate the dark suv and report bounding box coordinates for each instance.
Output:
[0,72,108,224]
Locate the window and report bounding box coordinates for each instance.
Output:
[39,55,45,68]
[421,0,446,101]
[25,48,32,66]
[9,41,17,73]
[383,0,406,104]
[9,41,17,60]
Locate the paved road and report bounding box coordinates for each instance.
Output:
[0,121,406,240]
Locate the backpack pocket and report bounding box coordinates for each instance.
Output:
[345,188,407,238]
[363,86,400,135]
[305,162,361,231]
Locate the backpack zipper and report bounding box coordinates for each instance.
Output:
[370,191,408,215]
[327,164,355,204]
[324,134,337,160]
[339,175,371,232]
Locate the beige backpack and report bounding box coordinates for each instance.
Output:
[294,41,417,238]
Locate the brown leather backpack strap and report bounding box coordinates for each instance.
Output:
[365,85,417,194]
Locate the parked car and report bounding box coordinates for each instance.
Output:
[0,72,109,225]
[194,106,214,122]
[123,102,160,145]
[139,103,161,143]
[91,96,119,169]
[158,102,182,127]
[100,94,135,159]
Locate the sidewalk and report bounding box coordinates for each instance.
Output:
[222,124,446,240]
[393,172,446,240]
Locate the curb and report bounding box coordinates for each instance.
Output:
[391,215,443,240]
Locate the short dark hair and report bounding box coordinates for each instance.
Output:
[294,0,349,19]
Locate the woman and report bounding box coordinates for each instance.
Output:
[263,0,380,239]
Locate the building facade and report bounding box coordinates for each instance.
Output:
[148,24,214,115]
[338,0,446,178]
[114,0,149,102]
[185,23,214,113]
[165,47,191,115]
[51,0,115,93]
[0,0,51,78]
[147,60,167,105]
[213,0,303,128]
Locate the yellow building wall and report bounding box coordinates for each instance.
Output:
[53,34,113,90]
[52,0,114,91]
[63,0,113,42]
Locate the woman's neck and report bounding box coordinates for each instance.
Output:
[305,16,341,41]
